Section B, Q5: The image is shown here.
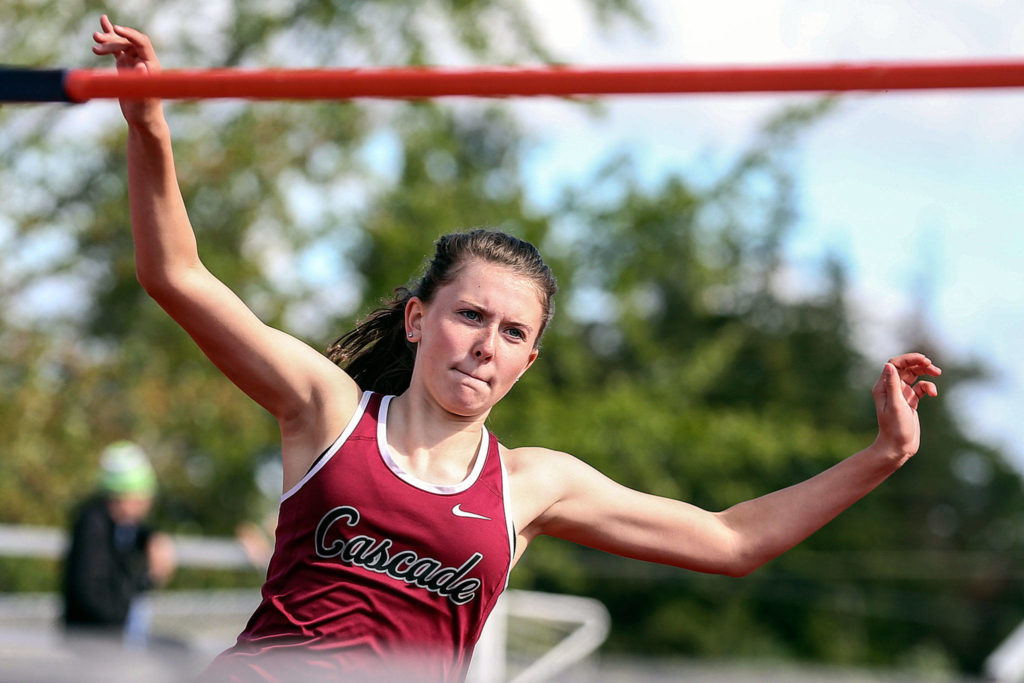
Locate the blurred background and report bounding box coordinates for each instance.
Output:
[1,0,1022,680]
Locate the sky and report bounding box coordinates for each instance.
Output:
[512,0,1024,468]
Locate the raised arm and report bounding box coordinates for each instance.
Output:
[522,353,940,576]
[92,17,361,488]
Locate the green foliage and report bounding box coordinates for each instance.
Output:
[490,103,1024,674]
[2,1,1023,677]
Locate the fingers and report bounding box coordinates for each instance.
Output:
[884,362,903,406]
[901,380,916,406]
[887,352,942,386]
[93,14,120,46]
[92,41,131,55]
[905,381,937,410]
[112,24,158,62]
[874,358,939,412]
[872,362,896,413]
[888,352,942,375]
[93,16,131,56]
[91,15,159,68]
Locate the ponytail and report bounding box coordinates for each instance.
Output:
[326,288,416,395]
[328,229,557,395]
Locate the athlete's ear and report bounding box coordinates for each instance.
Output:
[519,348,539,378]
[405,296,425,343]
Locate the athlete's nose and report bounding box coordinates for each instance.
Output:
[473,326,497,360]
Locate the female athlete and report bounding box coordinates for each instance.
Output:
[93,15,940,682]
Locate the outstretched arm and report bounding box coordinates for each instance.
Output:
[92,17,361,488]
[526,353,940,576]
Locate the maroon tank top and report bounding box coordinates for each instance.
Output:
[204,392,515,681]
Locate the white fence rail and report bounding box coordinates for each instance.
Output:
[0,524,609,681]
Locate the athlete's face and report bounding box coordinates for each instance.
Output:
[406,260,543,417]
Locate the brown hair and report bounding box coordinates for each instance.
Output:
[327,229,557,394]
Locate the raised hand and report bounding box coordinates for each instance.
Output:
[92,15,162,127]
[871,352,941,463]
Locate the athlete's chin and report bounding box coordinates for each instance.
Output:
[443,395,492,418]
[442,385,508,418]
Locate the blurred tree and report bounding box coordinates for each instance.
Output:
[490,104,1024,675]
[1,0,1023,678]
[0,0,643,532]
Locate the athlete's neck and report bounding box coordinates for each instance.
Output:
[385,390,488,486]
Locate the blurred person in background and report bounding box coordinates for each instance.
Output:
[61,440,176,647]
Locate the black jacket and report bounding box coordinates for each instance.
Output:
[61,496,153,629]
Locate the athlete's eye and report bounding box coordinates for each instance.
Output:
[460,310,481,322]
[505,327,526,341]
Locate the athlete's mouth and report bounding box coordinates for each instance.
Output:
[455,368,490,385]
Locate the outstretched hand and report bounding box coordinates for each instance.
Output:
[92,15,162,126]
[871,352,941,463]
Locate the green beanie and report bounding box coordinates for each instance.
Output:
[98,441,157,496]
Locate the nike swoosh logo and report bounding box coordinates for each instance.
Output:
[452,504,491,521]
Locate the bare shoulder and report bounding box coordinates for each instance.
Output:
[499,445,591,538]
[501,444,581,480]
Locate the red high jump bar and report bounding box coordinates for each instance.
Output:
[2,60,1024,102]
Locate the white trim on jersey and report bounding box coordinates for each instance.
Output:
[498,455,516,591]
[376,394,489,495]
[280,391,373,503]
